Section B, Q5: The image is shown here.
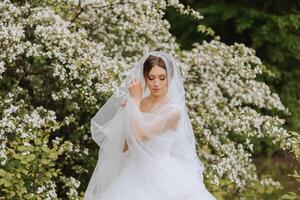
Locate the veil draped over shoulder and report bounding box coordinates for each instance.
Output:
[84,51,205,199]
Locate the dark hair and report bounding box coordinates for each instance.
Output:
[143,55,167,79]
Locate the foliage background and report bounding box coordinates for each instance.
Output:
[166,0,300,198]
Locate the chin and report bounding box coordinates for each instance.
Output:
[151,90,165,97]
[151,92,160,97]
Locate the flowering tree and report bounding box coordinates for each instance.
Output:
[182,40,298,198]
[0,0,298,199]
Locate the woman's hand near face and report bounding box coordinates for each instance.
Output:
[128,78,143,106]
[120,98,127,108]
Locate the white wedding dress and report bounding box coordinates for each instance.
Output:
[97,128,216,200]
[84,51,217,200]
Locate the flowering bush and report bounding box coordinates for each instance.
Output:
[0,0,298,199]
[183,39,296,185]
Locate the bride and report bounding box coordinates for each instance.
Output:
[84,51,217,200]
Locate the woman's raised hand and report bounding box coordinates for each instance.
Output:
[120,98,127,107]
[128,78,143,106]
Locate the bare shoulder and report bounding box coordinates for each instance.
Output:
[140,96,149,105]
[139,96,150,112]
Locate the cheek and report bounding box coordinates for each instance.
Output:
[146,81,152,88]
[146,79,167,88]
[162,80,168,88]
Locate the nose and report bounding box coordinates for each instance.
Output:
[154,80,159,86]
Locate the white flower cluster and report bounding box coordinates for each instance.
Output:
[182,39,297,188]
[45,181,58,200]
[0,86,63,198]
[0,61,5,78]
[60,175,81,199]
[166,0,203,20]
[35,180,57,199]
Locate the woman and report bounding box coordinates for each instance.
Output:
[84,51,217,200]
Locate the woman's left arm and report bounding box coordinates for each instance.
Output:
[126,78,180,141]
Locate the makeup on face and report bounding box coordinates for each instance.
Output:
[146,66,168,96]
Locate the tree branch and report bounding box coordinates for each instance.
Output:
[71,7,85,23]
[71,0,84,23]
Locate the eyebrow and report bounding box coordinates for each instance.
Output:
[148,74,166,77]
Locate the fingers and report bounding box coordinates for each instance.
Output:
[136,78,141,86]
[132,78,137,85]
[129,79,135,87]
[120,98,127,107]
[134,78,141,86]
[129,78,141,87]
[128,78,142,98]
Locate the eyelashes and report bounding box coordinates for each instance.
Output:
[148,77,166,81]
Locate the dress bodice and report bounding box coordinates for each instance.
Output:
[126,129,176,161]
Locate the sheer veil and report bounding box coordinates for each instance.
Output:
[84,51,205,200]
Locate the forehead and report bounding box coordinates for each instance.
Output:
[148,66,166,76]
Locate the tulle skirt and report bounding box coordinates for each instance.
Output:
[98,154,216,200]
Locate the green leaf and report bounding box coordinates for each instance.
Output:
[27,154,36,162]
[0,169,7,177]
[40,159,49,165]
